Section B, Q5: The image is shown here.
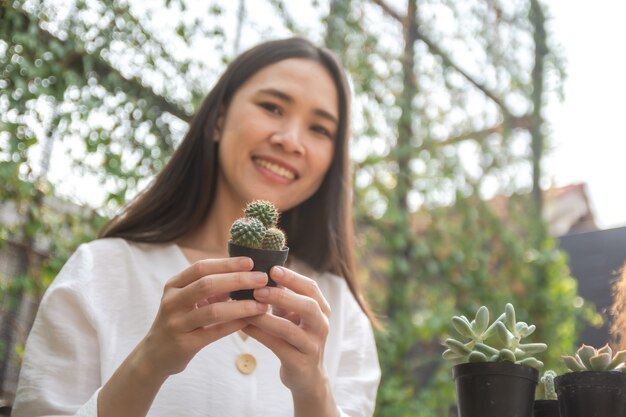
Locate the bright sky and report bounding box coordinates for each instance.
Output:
[546,0,626,229]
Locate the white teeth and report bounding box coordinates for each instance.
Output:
[255,159,296,180]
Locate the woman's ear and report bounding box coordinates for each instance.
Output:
[213,106,226,142]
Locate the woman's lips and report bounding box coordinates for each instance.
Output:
[253,157,298,180]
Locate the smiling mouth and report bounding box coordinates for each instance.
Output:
[253,158,297,180]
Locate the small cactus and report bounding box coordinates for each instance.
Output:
[442,303,547,369]
[562,344,626,372]
[230,217,265,249]
[262,227,286,250]
[229,200,287,250]
[244,200,279,228]
[538,370,558,400]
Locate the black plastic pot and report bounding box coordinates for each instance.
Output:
[555,371,626,417]
[533,399,560,417]
[452,361,539,417]
[228,241,289,300]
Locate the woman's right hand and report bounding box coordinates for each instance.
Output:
[138,256,269,378]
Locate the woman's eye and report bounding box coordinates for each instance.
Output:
[312,125,333,138]
[259,102,282,115]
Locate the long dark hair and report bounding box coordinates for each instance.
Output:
[611,262,626,350]
[100,37,376,324]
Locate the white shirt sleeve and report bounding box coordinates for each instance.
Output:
[11,245,102,417]
[334,294,381,417]
[292,260,381,417]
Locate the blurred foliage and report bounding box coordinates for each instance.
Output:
[0,0,598,414]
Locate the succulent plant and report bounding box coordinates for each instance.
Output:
[261,227,286,251]
[442,303,547,369]
[244,200,279,228]
[562,344,626,372]
[230,217,265,248]
[229,200,287,250]
[538,370,558,400]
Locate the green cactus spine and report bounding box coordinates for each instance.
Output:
[539,370,558,400]
[229,200,287,250]
[262,227,286,250]
[230,217,265,249]
[244,200,279,228]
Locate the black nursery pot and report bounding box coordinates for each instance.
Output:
[452,362,539,417]
[228,241,289,300]
[555,371,626,417]
[533,399,560,417]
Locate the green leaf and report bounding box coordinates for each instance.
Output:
[597,344,612,357]
[504,303,516,331]
[576,345,597,369]
[452,316,474,338]
[589,353,611,371]
[518,343,548,355]
[468,351,488,363]
[518,357,544,369]
[474,306,490,335]
[608,350,626,370]
[562,355,585,371]
[498,348,516,362]
[474,342,499,356]
[495,321,512,346]
[444,339,471,356]
[442,349,464,361]
[522,324,536,338]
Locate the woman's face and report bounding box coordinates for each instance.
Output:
[216,58,339,212]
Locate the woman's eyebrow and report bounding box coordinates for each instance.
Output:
[258,88,338,125]
[259,88,293,103]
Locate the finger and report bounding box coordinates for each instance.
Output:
[195,293,230,308]
[167,257,253,289]
[253,287,328,333]
[245,314,315,354]
[176,271,267,309]
[184,300,268,331]
[271,306,288,317]
[270,284,290,317]
[281,312,301,325]
[242,323,302,360]
[190,318,249,349]
[269,266,332,316]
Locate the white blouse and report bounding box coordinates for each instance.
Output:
[12,238,380,417]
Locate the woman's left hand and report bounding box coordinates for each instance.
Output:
[242,265,332,396]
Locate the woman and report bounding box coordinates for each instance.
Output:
[12,37,380,417]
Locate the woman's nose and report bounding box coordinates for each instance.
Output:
[269,124,305,155]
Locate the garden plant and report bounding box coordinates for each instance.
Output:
[555,344,626,417]
[443,303,547,417]
[228,200,289,300]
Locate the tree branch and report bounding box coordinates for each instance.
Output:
[371,0,403,23]
[529,0,548,221]
[90,59,193,123]
[16,8,193,123]
[369,0,515,118]
[415,29,513,117]
[439,125,502,147]
[437,116,532,147]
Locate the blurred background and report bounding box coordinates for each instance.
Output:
[1,0,625,415]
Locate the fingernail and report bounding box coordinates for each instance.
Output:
[255,287,270,299]
[272,266,284,277]
[252,272,267,283]
[239,257,253,269]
